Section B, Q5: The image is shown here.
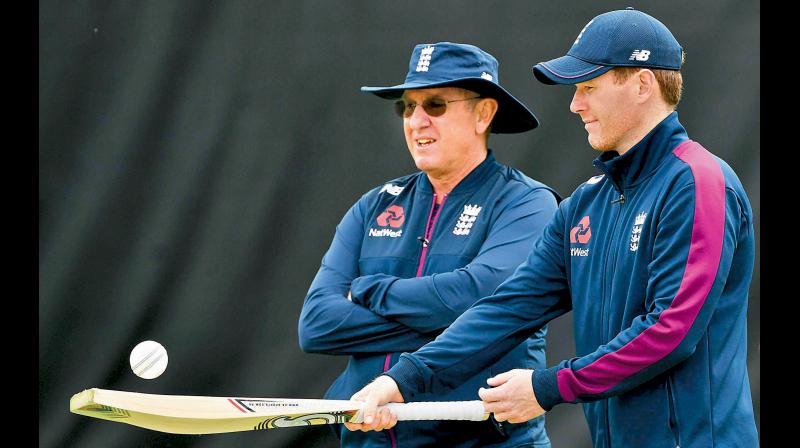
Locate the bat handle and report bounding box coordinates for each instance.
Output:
[379,400,488,421]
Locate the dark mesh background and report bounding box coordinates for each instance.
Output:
[39,2,759,447]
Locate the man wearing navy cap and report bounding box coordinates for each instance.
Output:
[299,42,559,447]
[348,9,758,448]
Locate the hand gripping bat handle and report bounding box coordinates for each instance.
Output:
[380,400,488,421]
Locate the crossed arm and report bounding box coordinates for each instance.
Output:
[298,188,558,355]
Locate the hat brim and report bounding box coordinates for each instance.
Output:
[532,55,614,85]
[361,78,539,134]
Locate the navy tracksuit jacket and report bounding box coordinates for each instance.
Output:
[299,151,559,447]
[388,113,758,447]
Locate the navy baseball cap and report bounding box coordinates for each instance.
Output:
[362,42,539,133]
[533,8,683,85]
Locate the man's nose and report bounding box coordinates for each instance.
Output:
[570,91,585,114]
[408,104,432,128]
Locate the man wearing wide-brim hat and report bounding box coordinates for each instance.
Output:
[299,41,559,447]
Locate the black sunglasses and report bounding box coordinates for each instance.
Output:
[393,96,482,118]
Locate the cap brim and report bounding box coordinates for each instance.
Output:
[532,55,613,85]
[360,78,539,134]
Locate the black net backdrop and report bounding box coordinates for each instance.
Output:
[39,1,759,447]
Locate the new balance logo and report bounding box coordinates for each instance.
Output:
[586,174,605,185]
[453,204,482,236]
[629,50,651,61]
[379,183,404,196]
[574,19,594,45]
[416,46,435,72]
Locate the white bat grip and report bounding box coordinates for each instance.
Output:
[379,401,487,421]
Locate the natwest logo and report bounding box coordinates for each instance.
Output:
[569,216,592,244]
[376,205,405,228]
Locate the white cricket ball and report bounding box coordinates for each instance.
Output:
[129,340,169,379]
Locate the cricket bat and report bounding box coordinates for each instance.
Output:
[70,388,489,434]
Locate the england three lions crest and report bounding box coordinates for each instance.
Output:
[630,212,647,252]
[454,204,482,236]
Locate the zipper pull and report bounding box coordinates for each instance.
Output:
[417,236,430,247]
[611,193,625,205]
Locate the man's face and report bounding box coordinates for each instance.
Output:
[399,87,485,176]
[569,70,641,152]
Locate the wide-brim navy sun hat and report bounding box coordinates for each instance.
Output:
[533,8,683,85]
[361,42,539,134]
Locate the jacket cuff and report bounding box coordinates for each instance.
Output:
[532,366,564,411]
[384,354,425,402]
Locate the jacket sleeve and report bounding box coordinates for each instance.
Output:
[531,152,748,410]
[348,187,559,334]
[385,201,573,400]
[298,196,434,355]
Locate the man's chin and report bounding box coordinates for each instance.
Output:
[413,157,436,172]
[588,137,614,152]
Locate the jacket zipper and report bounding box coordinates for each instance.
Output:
[384,193,446,448]
[602,191,625,338]
[415,194,446,276]
[600,190,625,448]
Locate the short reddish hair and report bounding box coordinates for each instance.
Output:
[612,64,684,107]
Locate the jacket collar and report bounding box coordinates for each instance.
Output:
[418,149,499,194]
[592,111,689,192]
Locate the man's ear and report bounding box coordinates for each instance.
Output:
[636,69,658,104]
[476,98,499,134]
